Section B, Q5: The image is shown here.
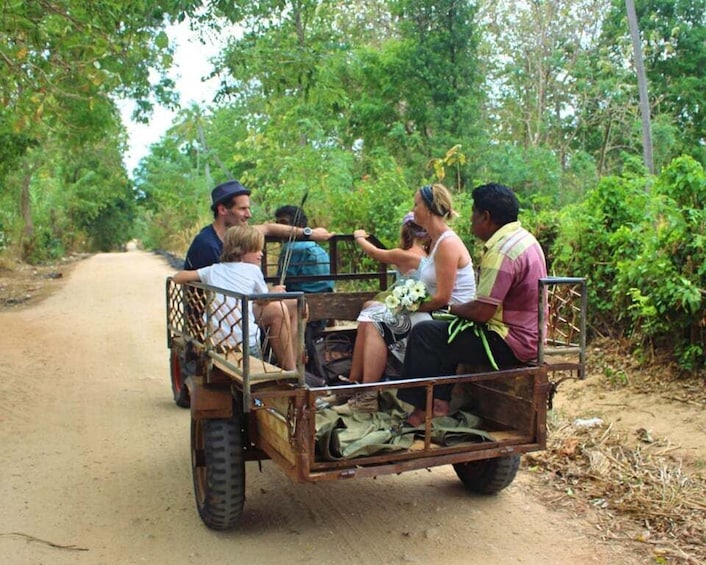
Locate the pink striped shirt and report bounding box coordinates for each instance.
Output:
[475,222,547,362]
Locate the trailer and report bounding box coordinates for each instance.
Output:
[166,234,586,530]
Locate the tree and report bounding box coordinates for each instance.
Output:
[600,0,706,167]
[626,0,654,174]
[0,0,198,260]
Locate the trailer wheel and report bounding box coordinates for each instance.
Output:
[170,349,190,408]
[191,408,245,530]
[453,455,521,494]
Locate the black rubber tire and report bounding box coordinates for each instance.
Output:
[191,408,246,530]
[170,348,190,408]
[453,454,521,494]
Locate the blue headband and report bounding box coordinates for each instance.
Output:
[420,184,446,217]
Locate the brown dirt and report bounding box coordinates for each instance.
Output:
[0,250,703,564]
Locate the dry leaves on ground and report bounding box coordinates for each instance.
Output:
[526,339,706,564]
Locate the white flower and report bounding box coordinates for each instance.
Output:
[382,278,428,315]
[385,294,401,311]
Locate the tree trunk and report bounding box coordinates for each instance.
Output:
[625,0,654,176]
[19,165,35,261]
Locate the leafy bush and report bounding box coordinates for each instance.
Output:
[614,156,705,371]
[551,174,649,329]
[552,155,705,372]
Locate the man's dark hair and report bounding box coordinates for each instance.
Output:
[275,205,308,227]
[471,183,520,226]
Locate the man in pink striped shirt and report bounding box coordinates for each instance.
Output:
[398,183,547,425]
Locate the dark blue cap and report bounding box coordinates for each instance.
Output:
[210,180,251,210]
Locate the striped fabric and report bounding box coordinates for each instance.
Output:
[474,222,547,362]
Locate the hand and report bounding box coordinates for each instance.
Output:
[353,229,368,241]
[272,284,287,293]
[311,227,335,241]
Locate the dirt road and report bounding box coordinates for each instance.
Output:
[0,250,645,564]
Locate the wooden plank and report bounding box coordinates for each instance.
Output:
[224,349,283,374]
[464,382,535,434]
[305,291,377,322]
[210,349,297,386]
[321,321,358,333]
[188,378,233,419]
[254,396,297,466]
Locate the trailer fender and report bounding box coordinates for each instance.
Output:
[188,377,233,420]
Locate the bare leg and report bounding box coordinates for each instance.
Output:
[349,321,371,383]
[283,298,302,365]
[360,325,388,384]
[257,301,296,370]
[406,398,451,427]
[351,319,389,384]
[331,325,387,415]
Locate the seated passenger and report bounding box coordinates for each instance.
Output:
[333,184,476,414]
[274,205,334,294]
[174,225,299,370]
[396,183,547,426]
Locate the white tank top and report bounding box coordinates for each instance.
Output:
[418,230,476,304]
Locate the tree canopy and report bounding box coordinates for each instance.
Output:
[1,0,704,372]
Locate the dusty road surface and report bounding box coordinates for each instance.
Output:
[0,250,645,565]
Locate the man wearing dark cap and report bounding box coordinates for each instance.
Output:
[176,180,333,384]
[184,180,333,270]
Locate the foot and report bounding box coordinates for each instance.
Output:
[405,399,451,427]
[432,398,450,418]
[405,408,426,427]
[332,391,379,415]
[320,390,353,406]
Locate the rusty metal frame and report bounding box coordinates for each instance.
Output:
[248,365,558,484]
[167,257,588,486]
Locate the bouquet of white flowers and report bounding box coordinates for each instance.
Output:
[383,278,428,315]
[356,277,429,361]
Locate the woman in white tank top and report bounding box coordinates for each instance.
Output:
[332,183,476,415]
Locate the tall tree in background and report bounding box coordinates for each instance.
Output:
[476,0,612,201]
[626,0,654,174]
[389,0,482,183]
[0,0,194,259]
[600,0,706,167]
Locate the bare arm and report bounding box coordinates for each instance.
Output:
[449,300,497,323]
[173,270,201,284]
[353,230,423,273]
[254,223,334,242]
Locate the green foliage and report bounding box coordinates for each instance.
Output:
[551,174,650,323]
[601,0,706,170]
[475,143,564,206]
[0,0,197,263]
[552,155,704,371]
[613,156,705,370]
[3,0,704,373]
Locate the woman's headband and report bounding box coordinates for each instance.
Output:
[420,184,447,217]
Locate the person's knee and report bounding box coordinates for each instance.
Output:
[261,301,288,323]
[408,320,447,347]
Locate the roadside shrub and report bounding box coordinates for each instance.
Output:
[551,174,649,334]
[614,156,705,372]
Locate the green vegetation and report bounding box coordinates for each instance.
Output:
[1,0,704,373]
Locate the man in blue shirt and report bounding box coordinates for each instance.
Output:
[274,205,334,294]
[181,180,333,373]
[185,180,332,269]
